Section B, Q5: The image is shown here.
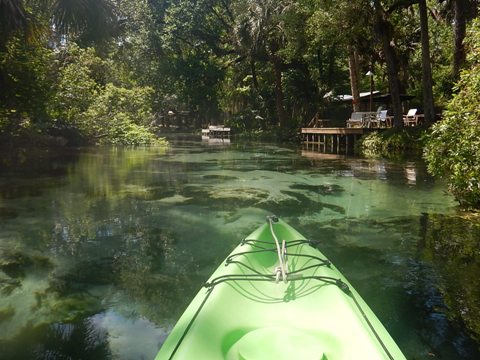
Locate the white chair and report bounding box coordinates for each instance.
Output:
[347,112,363,128]
[403,109,418,126]
[376,110,389,127]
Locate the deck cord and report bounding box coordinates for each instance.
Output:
[268,215,288,283]
[166,219,395,360]
[167,286,214,360]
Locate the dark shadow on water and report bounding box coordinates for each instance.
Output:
[0,320,112,360]
[301,215,480,359]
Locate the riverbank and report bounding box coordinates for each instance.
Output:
[0,123,169,151]
[356,126,427,159]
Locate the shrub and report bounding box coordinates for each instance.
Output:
[49,45,103,126]
[80,84,158,145]
[358,128,425,159]
[50,44,161,145]
[424,19,480,208]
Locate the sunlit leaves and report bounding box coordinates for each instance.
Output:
[49,44,159,145]
[424,19,480,208]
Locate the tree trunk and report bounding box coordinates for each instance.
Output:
[250,57,259,91]
[453,0,467,81]
[270,54,288,129]
[348,48,361,112]
[373,0,403,128]
[419,0,435,124]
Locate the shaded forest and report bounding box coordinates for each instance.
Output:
[1,0,480,206]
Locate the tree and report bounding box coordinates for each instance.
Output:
[0,0,120,47]
[418,0,435,124]
[309,0,373,115]
[0,37,54,133]
[307,1,374,113]
[0,0,123,134]
[50,0,120,46]
[372,0,404,127]
[0,0,30,49]
[50,44,159,145]
[435,0,478,81]
[232,0,293,130]
[146,0,233,126]
[348,48,361,112]
[382,0,437,125]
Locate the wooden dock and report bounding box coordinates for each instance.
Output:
[301,127,365,154]
[202,125,231,139]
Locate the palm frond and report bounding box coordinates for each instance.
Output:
[0,0,29,42]
[51,0,118,41]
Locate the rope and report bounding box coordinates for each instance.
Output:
[301,276,395,360]
[268,216,287,283]
[228,241,331,269]
[167,287,214,360]
[349,290,395,360]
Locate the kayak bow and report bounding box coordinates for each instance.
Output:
[156,216,406,360]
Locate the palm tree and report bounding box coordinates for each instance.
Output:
[234,0,293,130]
[0,0,119,48]
[0,0,31,48]
[51,0,119,45]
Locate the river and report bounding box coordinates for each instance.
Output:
[0,136,479,359]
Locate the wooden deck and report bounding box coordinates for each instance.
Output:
[301,127,365,135]
[202,125,231,139]
[301,150,347,160]
[301,127,366,154]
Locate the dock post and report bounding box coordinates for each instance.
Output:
[300,127,364,154]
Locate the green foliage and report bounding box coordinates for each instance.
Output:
[0,37,54,132]
[49,44,159,145]
[150,0,230,125]
[51,0,120,46]
[424,19,480,208]
[50,46,101,124]
[0,0,475,149]
[81,84,158,145]
[359,128,425,158]
[107,0,156,87]
[429,16,455,107]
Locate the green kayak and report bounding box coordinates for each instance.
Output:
[156,216,406,360]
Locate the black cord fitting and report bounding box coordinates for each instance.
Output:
[336,279,351,294]
[266,215,279,223]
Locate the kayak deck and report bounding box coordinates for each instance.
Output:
[156,216,406,359]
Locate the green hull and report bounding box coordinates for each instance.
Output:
[156,217,406,359]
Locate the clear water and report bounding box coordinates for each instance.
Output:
[0,136,479,359]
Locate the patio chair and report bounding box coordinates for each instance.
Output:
[403,108,418,126]
[346,112,363,128]
[377,110,390,127]
[365,107,384,128]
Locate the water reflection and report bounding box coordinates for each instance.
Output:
[419,214,480,343]
[89,310,169,359]
[0,141,479,359]
[405,162,417,185]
